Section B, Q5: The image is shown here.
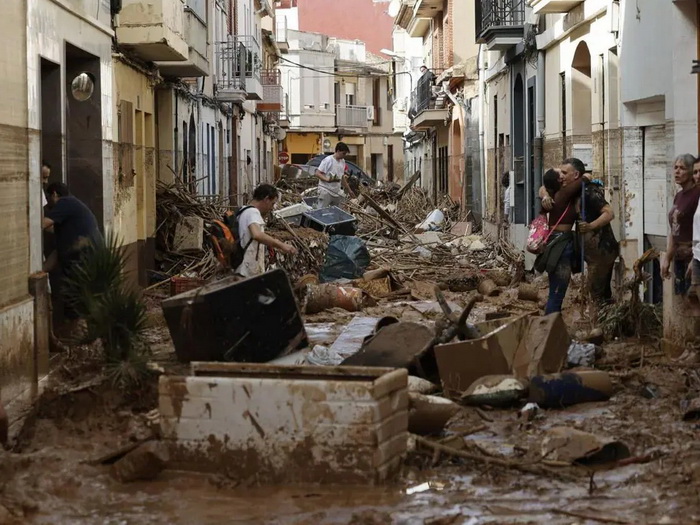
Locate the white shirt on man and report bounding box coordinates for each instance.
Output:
[235,207,266,277]
[317,155,345,196]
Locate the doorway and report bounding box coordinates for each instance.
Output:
[371,153,383,180]
[387,145,394,183]
[40,58,62,184]
[512,74,526,224]
[66,43,103,227]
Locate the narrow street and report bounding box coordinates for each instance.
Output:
[2,1,700,524]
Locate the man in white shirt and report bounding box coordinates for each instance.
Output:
[236,184,297,278]
[315,142,349,209]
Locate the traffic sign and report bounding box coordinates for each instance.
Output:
[278,151,290,164]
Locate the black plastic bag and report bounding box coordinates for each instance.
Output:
[319,235,370,283]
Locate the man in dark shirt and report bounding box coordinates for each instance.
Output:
[578,181,619,305]
[42,183,102,318]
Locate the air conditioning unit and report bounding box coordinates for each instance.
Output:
[366,106,375,120]
[397,98,407,112]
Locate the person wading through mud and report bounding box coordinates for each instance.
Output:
[535,159,586,314]
[315,142,349,209]
[662,154,700,296]
[235,184,297,278]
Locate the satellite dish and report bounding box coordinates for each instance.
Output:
[275,128,287,141]
[388,0,400,18]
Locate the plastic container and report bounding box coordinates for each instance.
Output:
[301,206,357,236]
[170,276,205,297]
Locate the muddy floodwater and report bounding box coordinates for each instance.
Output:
[3,352,699,525]
[2,295,699,525]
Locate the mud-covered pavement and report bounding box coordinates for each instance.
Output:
[1,291,700,525]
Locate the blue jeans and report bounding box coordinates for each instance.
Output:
[545,239,574,315]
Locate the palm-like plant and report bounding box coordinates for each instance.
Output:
[62,231,151,389]
[63,232,126,322]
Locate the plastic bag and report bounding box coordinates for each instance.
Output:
[567,342,597,368]
[319,235,371,283]
[416,209,445,231]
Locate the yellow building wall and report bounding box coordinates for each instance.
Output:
[112,60,156,284]
[283,133,366,162]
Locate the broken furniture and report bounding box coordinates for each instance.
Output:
[159,362,408,484]
[162,269,307,363]
[434,312,570,398]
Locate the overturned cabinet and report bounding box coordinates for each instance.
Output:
[162,270,307,363]
[159,363,408,484]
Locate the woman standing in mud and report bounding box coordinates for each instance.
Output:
[535,158,586,314]
[662,154,700,296]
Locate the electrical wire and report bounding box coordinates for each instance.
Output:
[276,54,394,79]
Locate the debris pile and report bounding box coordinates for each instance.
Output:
[267,224,329,283]
[155,179,225,280]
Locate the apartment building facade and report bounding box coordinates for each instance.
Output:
[393,0,482,210]
[277,29,403,182]
[2,0,290,431]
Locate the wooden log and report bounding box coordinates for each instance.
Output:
[478,278,500,297]
[518,283,540,302]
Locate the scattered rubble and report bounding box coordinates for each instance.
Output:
[541,427,630,466]
[6,178,700,523]
[112,440,169,483]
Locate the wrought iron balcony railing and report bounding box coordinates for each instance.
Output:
[215,35,262,92]
[408,68,445,117]
[476,0,525,38]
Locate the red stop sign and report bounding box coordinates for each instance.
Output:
[278,151,290,164]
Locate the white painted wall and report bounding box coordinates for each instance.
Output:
[390,28,422,133]
[27,0,115,270]
[618,0,698,254]
[280,30,336,131]
[276,7,299,31]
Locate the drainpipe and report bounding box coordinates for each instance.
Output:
[174,90,179,180]
[534,50,545,204]
[478,44,486,220]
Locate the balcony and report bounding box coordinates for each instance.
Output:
[409,73,448,129]
[528,0,583,13]
[258,70,283,112]
[279,93,290,128]
[395,0,443,38]
[156,6,209,77]
[336,105,370,131]
[215,35,263,102]
[475,0,526,51]
[115,0,189,61]
[276,16,289,52]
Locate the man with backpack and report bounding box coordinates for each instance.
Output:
[235,184,297,277]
